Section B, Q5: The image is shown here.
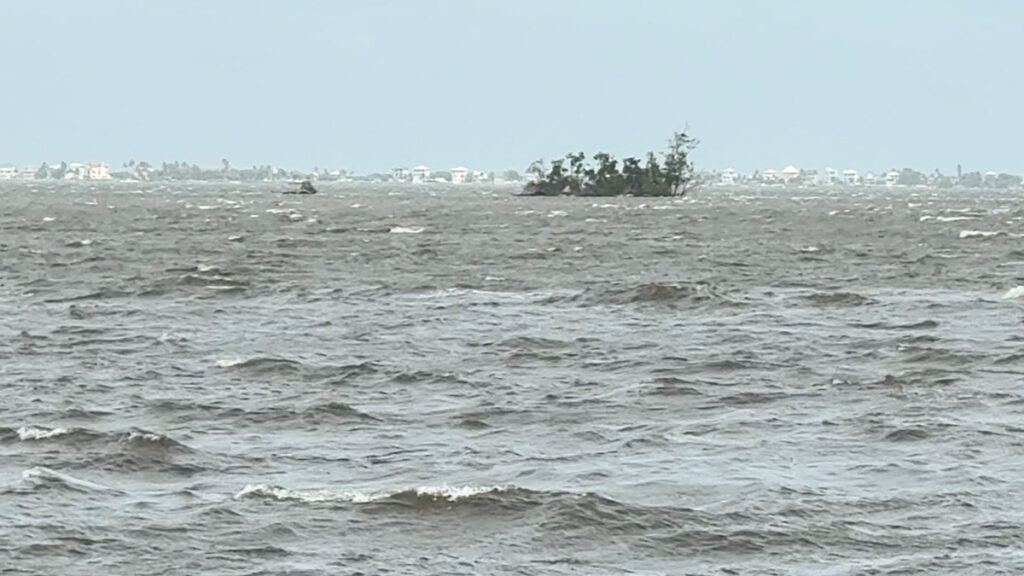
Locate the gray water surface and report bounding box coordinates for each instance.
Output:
[2,182,1023,575]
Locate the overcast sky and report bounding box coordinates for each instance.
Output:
[1,1,1020,174]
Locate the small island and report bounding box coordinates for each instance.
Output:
[522,131,699,197]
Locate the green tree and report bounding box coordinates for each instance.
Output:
[994,173,1022,189]
[960,171,982,187]
[662,131,699,196]
[898,168,925,186]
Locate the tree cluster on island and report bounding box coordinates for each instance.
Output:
[522,131,699,197]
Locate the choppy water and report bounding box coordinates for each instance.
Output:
[2,181,1023,575]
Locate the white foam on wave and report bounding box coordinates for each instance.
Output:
[234,484,508,504]
[17,426,72,441]
[123,430,164,443]
[959,230,1001,239]
[22,467,120,492]
[215,356,246,368]
[1003,286,1024,300]
[389,226,424,234]
[920,215,975,222]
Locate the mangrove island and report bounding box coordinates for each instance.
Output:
[522,131,699,197]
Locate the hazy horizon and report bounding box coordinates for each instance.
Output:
[2,1,1021,174]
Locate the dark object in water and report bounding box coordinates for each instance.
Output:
[284,180,318,195]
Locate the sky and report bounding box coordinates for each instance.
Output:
[0,1,1021,174]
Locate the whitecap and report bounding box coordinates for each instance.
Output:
[412,485,507,500]
[389,226,424,234]
[122,430,164,443]
[959,230,1001,239]
[234,483,508,504]
[1003,286,1024,300]
[17,426,72,441]
[215,357,246,368]
[42,216,56,222]
[22,467,120,492]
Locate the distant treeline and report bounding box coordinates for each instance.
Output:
[522,131,699,197]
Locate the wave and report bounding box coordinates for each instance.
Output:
[1002,286,1024,299]
[8,425,190,450]
[553,282,726,307]
[214,355,304,374]
[919,215,976,222]
[803,291,875,307]
[22,467,123,493]
[7,426,200,473]
[854,320,938,330]
[389,226,425,234]
[16,426,76,441]
[235,484,514,507]
[218,401,380,425]
[959,230,1002,239]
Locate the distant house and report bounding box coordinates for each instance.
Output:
[842,169,858,186]
[863,172,877,186]
[88,162,111,180]
[450,166,468,184]
[19,168,36,180]
[411,165,430,183]
[720,168,739,186]
[781,165,800,184]
[392,167,409,182]
[801,169,819,185]
[65,163,87,179]
[0,165,16,180]
[823,168,838,185]
[884,171,900,186]
[761,168,779,184]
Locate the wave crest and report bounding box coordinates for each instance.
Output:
[235,484,513,506]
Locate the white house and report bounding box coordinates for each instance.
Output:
[88,162,112,180]
[802,169,819,185]
[19,168,36,180]
[65,163,87,179]
[842,169,859,186]
[762,168,779,184]
[884,171,900,186]
[392,168,409,182]
[411,165,431,183]
[720,168,739,186]
[781,165,800,184]
[823,168,838,185]
[450,166,468,184]
[863,172,877,186]
[0,166,17,179]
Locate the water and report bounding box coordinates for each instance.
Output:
[1,181,1023,575]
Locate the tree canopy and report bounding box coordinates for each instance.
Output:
[523,131,699,197]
